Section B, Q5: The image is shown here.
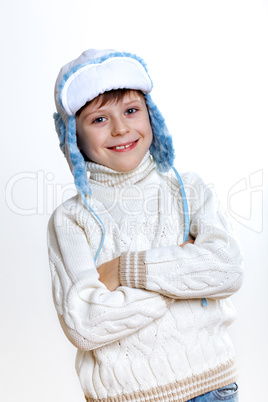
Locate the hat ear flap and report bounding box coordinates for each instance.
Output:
[145,94,175,173]
[54,113,91,196]
[65,115,91,195]
[53,113,66,154]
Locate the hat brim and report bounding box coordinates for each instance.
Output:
[60,57,153,116]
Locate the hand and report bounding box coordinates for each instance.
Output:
[180,235,195,248]
[97,257,120,291]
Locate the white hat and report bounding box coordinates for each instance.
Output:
[53,49,175,196]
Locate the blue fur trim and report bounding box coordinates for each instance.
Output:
[53,113,66,154]
[146,94,175,172]
[66,115,91,195]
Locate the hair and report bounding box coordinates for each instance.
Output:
[75,89,145,117]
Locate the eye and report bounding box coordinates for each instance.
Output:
[93,116,107,124]
[125,108,138,115]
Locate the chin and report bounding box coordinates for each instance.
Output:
[113,164,137,173]
[114,158,143,172]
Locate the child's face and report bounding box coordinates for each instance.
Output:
[76,91,153,172]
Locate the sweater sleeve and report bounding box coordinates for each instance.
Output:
[119,172,244,299]
[47,202,171,352]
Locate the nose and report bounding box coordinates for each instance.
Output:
[111,116,130,136]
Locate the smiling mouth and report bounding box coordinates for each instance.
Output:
[107,139,139,151]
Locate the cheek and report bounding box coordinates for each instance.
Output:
[143,114,153,140]
[77,126,99,151]
[137,117,153,139]
[146,124,153,145]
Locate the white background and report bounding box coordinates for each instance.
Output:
[1,0,267,401]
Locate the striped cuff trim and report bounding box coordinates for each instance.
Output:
[119,251,146,289]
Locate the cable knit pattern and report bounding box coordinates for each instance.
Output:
[47,152,243,401]
[85,360,236,401]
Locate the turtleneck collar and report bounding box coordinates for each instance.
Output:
[86,151,156,187]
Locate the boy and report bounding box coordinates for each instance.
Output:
[48,48,243,401]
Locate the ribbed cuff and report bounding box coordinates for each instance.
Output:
[119,251,146,289]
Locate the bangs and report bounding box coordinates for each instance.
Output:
[76,89,144,116]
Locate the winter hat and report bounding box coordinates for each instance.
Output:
[53,49,175,196]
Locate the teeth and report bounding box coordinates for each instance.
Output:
[115,142,133,150]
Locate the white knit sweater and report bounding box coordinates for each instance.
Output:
[47,152,243,401]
